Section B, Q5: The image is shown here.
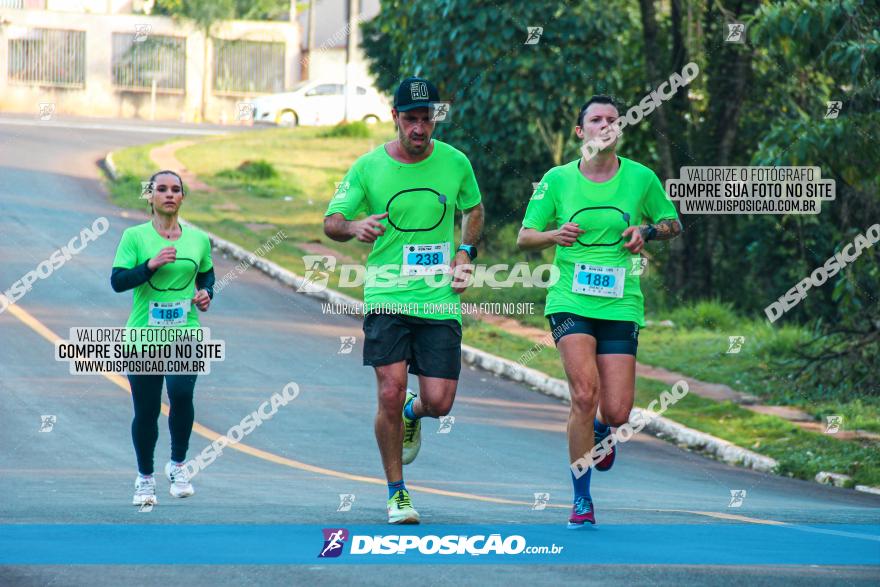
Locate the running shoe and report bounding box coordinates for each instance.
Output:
[164,461,195,498]
[132,475,157,506]
[387,489,420,524]
[567,497,596,528]
[593,424,616,472]
[402,390,422,465]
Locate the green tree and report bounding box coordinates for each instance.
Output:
[361,0,879,396]
[362,0,646,229]
[155,0,236,121]
[748,0,880,395]
[154,0,290,21]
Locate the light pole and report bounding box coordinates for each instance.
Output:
[343,0,357,122]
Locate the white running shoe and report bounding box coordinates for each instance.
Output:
[164,461,195,498]
[402,390,422,465]
[133,475,157,506]
[387,489,420,524]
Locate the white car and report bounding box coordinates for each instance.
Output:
[250,80,392,127]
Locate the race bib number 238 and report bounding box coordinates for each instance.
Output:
[401,243,450,276]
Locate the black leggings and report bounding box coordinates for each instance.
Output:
[128,374,197,475]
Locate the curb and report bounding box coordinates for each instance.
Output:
[187,215,780,476]
[103,152,119,181]
[460,345,778,473]
[815,471,851,488]
[103,152,880,492]
[815,472,880,495]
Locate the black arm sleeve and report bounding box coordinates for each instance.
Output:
[196,267,215,299]
[111,261,155,293]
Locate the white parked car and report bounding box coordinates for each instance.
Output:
[250,80,392,127]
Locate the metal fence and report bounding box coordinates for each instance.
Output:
[7,28,86,88]
[213,39,285,94]
[0,0,25,9]
[111,33,186,92]
[5,26,289,96]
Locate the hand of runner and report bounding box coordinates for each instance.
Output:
[553,222,585,247]
[450,250,474,294]
[351,212,388,243]
[147,246,176,271]
[192,289,211,312]
[622,226,645,254]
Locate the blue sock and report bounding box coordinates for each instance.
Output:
[388,479,406,499]
[571,468,592,503]
[403,397,420,421]
[594,417,610,437]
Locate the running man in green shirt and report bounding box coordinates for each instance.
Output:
[324,77,484,524]
[518,96,682,528]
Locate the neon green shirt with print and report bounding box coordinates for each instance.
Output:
[522,157,678,326]
[112,222,213,329]
[325,140,482,322]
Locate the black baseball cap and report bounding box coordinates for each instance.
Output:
[393,76,440,112]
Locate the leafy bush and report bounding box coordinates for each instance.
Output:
[319,121,371,138]
[213,160,290,198]
[217,159,279,180]
[668,300,739,331]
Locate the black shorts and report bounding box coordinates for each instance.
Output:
[363,313,463,380]
[547,312,639,356]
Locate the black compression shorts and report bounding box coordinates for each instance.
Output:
[547,312,639,355]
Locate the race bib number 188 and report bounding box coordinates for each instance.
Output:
[149,300,189,326]
[571,264,626,298]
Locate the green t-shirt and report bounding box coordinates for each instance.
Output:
[112,222,213,329]
[521,157,678,326]
[325,140,482,322]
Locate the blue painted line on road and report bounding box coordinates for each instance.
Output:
[1,524,878,565]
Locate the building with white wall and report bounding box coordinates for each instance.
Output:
[0,0,385,122]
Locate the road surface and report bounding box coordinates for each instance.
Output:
[0,115,877,586]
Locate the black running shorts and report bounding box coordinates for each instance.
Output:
[363,312,463,380]
[547,312,639,355]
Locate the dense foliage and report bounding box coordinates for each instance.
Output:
[361,0,879,396]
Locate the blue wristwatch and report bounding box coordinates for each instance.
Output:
[457,244,477,260]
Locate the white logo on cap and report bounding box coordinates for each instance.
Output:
[410,81,429,100]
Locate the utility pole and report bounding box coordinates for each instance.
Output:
[306,0,316,78]
[343,0,357,122]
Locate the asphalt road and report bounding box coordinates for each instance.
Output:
[0,115,878,586]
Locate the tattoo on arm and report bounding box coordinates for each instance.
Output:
[640,218,682,241]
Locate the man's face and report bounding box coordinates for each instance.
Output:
[393,107,435,155]
[576,103,621,152]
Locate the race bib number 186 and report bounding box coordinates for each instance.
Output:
[149,300,189,326]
